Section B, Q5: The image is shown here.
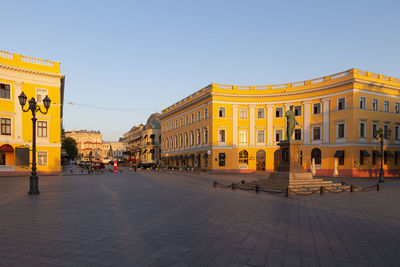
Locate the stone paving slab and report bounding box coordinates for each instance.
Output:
[0,169,399,266]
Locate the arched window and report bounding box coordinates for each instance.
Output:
[239,150,249,165]
[311,148,321,165]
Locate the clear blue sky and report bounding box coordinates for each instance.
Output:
[2,0,400,140]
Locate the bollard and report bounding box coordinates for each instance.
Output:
[286,188,290,198]
[70,168,73,173]
[213,181,217,188]
[377,183,382,192]
[320,186,325,195]
[255,185,260,193]
[81,168,84,173]
[129,167,132,172]
[232,183,237,190]
[350,184,354,193]
[101,168,104,173]
[120,168,123,173]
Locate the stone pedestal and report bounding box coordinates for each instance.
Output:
[276,140,304,172]
[246,140,342,192]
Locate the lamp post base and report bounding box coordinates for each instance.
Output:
[29,175,40,195]
[378,172,385,184]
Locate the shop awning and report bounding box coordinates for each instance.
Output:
[334,150,344,158]
[384,151,394,157]
[360,150,370,157]
[373,150,382,157]
[0,144,13,152]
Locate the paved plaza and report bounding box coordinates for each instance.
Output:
[0,168,399,267]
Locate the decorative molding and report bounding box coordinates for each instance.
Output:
[0,63,64,79]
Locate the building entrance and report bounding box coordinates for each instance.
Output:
[256,150,265,171]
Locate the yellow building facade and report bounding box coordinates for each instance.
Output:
[0,50,64,174]
[161,69,400,177]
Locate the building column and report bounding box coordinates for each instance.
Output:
[322,98,330,144]
[232,104,238,146]
[14,81,23,141]
[303,101,311,144]
[249,105,255,146]
[266,104,274,146]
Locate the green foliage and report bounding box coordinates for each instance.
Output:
[119,137,124,142]
[62,137,78,158]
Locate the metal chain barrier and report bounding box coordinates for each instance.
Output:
[213,180,382,197]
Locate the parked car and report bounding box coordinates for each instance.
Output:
[91,162,105,170]
[138,163,157,169]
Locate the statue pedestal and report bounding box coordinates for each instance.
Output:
[245,140,343,192]
[276,140,304,172]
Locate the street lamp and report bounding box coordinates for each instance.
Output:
[18,92,51,195]
[375,128,391,183]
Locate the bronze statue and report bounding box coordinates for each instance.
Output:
[285,105,299,140]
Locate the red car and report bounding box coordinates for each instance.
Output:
[91,162,105,169]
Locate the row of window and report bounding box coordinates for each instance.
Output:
[163,109,209,132]
[0,83,49,104]
[360,97,400,113]
[163,128,209,151]
[217,128,303,144]
[0,117,48,137]
[218,105,304,119]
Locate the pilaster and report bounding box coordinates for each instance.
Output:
[266,104,274,145]
[249,105,255,146]
[322,98,330,144]
[14,81,23,141]
[232,104,239,146]
[303,101,311,144]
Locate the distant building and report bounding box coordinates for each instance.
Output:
[102,141,112,162]
[64,130,102,161]
[0,50,65,174]
[123,113,161,164]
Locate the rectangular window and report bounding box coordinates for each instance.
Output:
[219,153,225,167]
[37,151,48,166]
[204,108,208,119]
[37,121,48,137]
[204,128,208,144]
[360,97,366,109]
[257,108,264,119]
[197,130,201,145]
[239,108,247,119]
[180,118,183,127]
[373,123,378,138]
[191,114,194,123]
[275,107,283,117]
[372,99,378,111]
[1,118,11,135]
[295,128,302,140]
[384,125,389,137]
[395,126,400,140]
[218,107,225,118]
[338,123,345,138]
[184,134,188,147]
[384,101,390,112]
[239,129,248,143]
[218,130,226,143]
[191,133,194,146]
[294,106,302,116]
[175,120,178,128]
[396,103,400,113]
[0,83,11,99]
[338,97,345,110]
[275,130,283,142]
[313,103,321,114]
[185,116,188,125]
[257,129,265,143]
[360,122,366,138]
[197,111,201,121]
[37,89,48,103]
[313,127,321,140]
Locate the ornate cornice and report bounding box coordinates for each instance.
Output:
[0,63,64,79]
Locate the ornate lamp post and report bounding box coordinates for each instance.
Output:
[375,128,391,183]
[18,92,51,195]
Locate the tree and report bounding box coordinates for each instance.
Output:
[119,137,124,142]
[62,137,78,159]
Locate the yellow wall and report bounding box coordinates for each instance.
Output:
[0,50,63,173]
[161,68,400,177]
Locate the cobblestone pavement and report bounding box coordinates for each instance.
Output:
[0,168,399,266]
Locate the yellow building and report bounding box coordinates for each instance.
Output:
[0,50,64,174]
[160,69,400,177]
